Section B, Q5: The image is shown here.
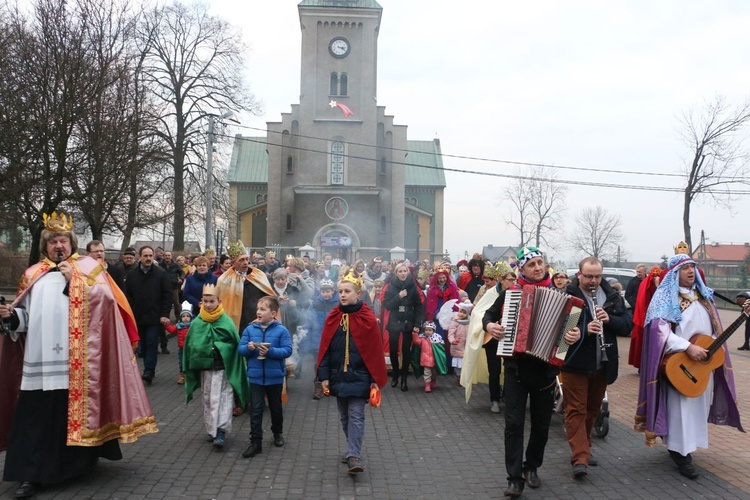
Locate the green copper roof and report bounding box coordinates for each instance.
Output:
[404,140,447,187]
[228,136,267,183]
[298,0,382,8]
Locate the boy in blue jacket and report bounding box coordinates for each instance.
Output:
[238,296,292,458]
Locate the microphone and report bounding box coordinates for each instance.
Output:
[56,251,64,263]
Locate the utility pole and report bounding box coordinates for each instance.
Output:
[206,111,235,252]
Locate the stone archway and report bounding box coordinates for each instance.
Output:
[313,223,360,263]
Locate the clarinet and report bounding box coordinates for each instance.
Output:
[590,285,609,362]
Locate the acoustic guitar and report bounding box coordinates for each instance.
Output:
[662,309,749,398]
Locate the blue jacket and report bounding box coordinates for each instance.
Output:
[238,320,292,386]
[183,271,218,314]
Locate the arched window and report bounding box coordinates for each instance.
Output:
[330,141,344,185]
[286,214,292,231]
[256,194,264,204]
[286,156,293,174]
[330,73,338,96]
[339,74,348,96]
[379,156,387,175]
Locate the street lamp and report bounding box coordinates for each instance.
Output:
[206,111,236,252]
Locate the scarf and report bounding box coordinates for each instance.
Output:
[200,303,225,323]
[516,272,552,288]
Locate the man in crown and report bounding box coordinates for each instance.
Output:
[635,253,744,479]
[0,212,157,498]
[216,241,275,335]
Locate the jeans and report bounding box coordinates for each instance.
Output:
[139,324,161,376]
[561,370,607,465]
[178,347,183,373]
[503,358,555,485]
[337,397,366,459]
[484,339,503,402]
[248,383,283,444]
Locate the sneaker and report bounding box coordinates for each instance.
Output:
[573,463,588,478]
[205,433,214,442]
[176,373,185,384]
[213,430,226,449]
[160,347,170,354]
[490,401,501,414]
[588,456,598,466]
[347,456,364,473]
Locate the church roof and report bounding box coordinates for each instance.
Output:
[298,0,382,8]
[228,135,446,188]
[405,139,447,187]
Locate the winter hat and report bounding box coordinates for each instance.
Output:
[516,246,543,269]
[457,302,474,315]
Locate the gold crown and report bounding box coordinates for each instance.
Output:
[204,247,216,257]
[674,241,689,255]
[202,284,219,297]
[340,271,362,290]
[227,240,246,260]
[43,211,74,232]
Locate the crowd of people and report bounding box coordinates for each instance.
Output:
[0,219,747,498]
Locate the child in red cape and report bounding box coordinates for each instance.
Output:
[317,273,387,474]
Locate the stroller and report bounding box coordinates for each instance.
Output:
[553,375,609,438]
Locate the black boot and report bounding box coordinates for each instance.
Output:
[738,343,749,351]
[400,376,408,392]
[669,450,699,479]
[391,375,399,388]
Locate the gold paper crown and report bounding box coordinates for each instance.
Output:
[674,241,689,255]
[204,247,216,257]
[202,283,219,297]
[43,211,74,232]
[227,240,246,260]
[340,271,362,290]
[436,263,452,274]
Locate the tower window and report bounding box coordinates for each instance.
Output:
[329,73,349,96]
[330,141,345,185]
[286,156,293,174]
[380,156,387,175]
[286,214,292,231]
[339,74,348,96]
[330,73,338,96]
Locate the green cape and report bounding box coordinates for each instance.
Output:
[183,313,250,407]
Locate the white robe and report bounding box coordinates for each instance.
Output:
[202,369,234,437]
[14,272,71,391]
[663,287,714,455]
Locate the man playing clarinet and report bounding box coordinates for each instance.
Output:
[561,257,629,478]
[482,247,581,498]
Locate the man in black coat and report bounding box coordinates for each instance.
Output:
[126,246,172,384]
[625,264,646,310]
[561,256,631,479]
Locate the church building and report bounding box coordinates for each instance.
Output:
[228,0,446,263]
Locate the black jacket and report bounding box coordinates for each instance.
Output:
[383,274,424,332]
[161,260,185,289]
[624,276,642,310]
[562,278,631,384]
[125,264,172,326]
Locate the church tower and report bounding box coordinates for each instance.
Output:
[228,1,445,263]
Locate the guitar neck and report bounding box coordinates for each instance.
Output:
[707,310,750,357]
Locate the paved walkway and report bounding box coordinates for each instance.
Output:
[1,309,749,499]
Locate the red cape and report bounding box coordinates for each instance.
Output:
[317,302,388,388]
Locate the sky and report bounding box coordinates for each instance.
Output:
[207,0,750,264]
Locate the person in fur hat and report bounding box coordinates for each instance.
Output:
[458,253,486,302]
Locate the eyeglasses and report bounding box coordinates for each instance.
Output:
[502,277,515,282]
[580,274,602,280]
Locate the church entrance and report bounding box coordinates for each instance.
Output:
[317,226,358,264]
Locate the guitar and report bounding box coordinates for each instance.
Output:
[662,309,749,397]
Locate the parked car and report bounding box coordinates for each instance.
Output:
[566,267,637,290]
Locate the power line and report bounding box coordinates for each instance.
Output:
[233,123,686,178]
[216,132,750,196]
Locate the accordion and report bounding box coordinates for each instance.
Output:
[496,285,584,367]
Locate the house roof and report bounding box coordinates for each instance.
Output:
[227,135,446,188]
[693,243,750,262]
[298,0,382,8]
[482,245,518,262]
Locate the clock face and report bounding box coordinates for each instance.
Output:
[329,37,350,58]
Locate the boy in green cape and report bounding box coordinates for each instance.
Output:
[183,283,250,449]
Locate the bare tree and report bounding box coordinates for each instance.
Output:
[504,167,567,248]
[527,167,567,248]
[679,96,750,251]
[569,206,624,260]
[504,175,533,247]
[138,1,259,251]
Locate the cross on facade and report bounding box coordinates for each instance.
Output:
[52,343,64,354]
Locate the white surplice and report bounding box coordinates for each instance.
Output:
[663,287,714,455]
[14,272,71,391]
[202,369,234,437]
